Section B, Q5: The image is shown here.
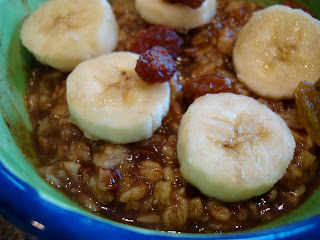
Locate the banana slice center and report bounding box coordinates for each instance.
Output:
[67,52,170,143]
[233,5,320,99]
[177,93,296,202]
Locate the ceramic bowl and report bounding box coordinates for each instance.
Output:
[0,0,320,239]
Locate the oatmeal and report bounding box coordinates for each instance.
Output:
[25,0,320,233]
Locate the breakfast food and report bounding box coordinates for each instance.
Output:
[135,0,217,30]
[163,0,205,9]
[177,93,296,202]
[67,52,170,143]
[20,0,118,72]
[24,0,320,233]
[129,25,182,57]
[233,5,320,99]
[295,81,320,147]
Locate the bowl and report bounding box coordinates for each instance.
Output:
[0,0,320,239]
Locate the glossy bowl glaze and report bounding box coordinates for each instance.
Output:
[0,0,320,239]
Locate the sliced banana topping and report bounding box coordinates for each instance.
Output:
[20,0,119,72]
[177,93,296,202]
[67,52,170,144]
[135,0,217,30]
[233,5,320,100]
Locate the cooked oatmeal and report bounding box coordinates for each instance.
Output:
[25,0,320,233]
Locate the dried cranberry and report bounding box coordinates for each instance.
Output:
[130,25,182,57]
[163,0,204,9]
[135,46,176,84]
[183,74,232,104]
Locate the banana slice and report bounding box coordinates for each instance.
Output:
[135,0,217,30]
[66,52,170,144]
[233,5,320,100]
[177,93,295,202]
[20,0,118,72]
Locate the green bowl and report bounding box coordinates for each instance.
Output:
[0,0,320,239]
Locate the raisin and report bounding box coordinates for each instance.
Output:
[294,81,320,146]
[315,79,320,92]
[135,46,176,84]
[130,25,182,57]
[163,0,204,9]
[282,1,317,18]
[183,74,232,104]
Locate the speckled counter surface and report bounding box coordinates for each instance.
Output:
[0,215,28,240]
